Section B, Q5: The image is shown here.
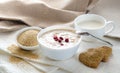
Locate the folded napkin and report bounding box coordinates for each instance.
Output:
[0,0,98,32]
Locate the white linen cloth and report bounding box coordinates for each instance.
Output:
[0,30,120,73]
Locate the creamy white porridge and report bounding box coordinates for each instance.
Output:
[39,29,80,49]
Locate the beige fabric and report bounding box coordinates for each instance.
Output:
[0,0,98,32]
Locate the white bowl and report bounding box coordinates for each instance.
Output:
[37,25,81,60]
[16,27,41,50]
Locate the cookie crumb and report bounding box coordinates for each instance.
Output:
[9,56,23,64]
[8,44,39,59]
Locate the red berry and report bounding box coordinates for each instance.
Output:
[65,38,69,43]
[58,39,62,43]
[59,37,63,40]
[60,43,64,46]
[53,36,58,41]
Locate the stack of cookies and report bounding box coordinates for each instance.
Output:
[79,46,112,68]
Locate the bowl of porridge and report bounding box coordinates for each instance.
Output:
[37,25,81,60]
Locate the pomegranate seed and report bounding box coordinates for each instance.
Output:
[60,43,64,46]
[59,37,63,40]
[53,36,58,41]
[65,38,69,43]
[58,39,62,43]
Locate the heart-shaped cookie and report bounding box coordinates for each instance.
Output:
[79,48,103,68]
[97,46,112,62]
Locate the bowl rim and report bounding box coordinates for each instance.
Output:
[16,26,42,50]
[37,25,81,50]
